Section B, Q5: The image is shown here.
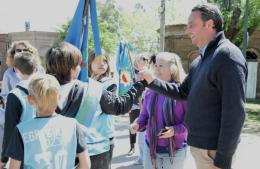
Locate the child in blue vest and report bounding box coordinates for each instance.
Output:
[6,74,90,169]
[1,52,40,168]
[0,42,45,166]
[88,50,117,169]
[45,42,145,169]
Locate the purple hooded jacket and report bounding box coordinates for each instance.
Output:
[137,89,187,149]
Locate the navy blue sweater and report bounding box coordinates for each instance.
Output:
[148,32,247,169]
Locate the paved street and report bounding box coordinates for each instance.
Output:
[111,115,260,169]
[111,115,143,169]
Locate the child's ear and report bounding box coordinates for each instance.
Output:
[14,67,18,72]
[14,67,23,79]
[14,67,20,74]
[27,95,36,107]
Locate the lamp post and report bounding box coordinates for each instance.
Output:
[25,21,30,32]
[159,0,165,52]
[242,0,249,58]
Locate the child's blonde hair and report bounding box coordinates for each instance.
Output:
[28,74,60,113]
[156,52,186,83]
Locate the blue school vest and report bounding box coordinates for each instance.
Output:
[99,78,116,140]
[10,83,36,122]
[17,115,78,169]
[76,79,110,156]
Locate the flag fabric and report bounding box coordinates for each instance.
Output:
[116,41,134,96]
[65,0,101,82]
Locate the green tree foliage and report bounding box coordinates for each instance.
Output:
[57,1,159,56]
[57,1,121,55]
[208,0,260,47]
[57,19,71,43]
[119,5,159,54]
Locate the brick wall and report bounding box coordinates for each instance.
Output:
[0,34,9,80]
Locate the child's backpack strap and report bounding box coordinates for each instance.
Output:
[16,85,29,95]
[76,79,103,127]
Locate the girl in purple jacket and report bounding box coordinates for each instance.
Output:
[130,52,188,169]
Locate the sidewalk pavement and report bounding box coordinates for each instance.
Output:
[111,115,260,169]
[111,115,144,169]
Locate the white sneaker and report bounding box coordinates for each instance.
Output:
[132,159,142,165]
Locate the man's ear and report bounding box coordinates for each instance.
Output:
[27,95,36,107]
[206,19,214,29]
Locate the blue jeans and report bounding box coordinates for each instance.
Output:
[0,108,4,159]
[143,142,187,169]
[137,131,145,162]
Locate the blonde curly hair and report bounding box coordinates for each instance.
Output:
[6,40,41,68]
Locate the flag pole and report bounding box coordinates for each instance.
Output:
[82,0,89,29]
[83,0,89,18]
[126,44,143,110]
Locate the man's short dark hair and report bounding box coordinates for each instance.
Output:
[192,4,223,32]
[14,52,36,75]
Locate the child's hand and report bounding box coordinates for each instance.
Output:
[139,69,155,84]
[130,123,139,134]
[158,126,174,138]
[137,59,144,72]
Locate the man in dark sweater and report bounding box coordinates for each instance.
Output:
[140,4,247,169]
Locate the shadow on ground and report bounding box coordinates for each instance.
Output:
[112,154,137,164]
